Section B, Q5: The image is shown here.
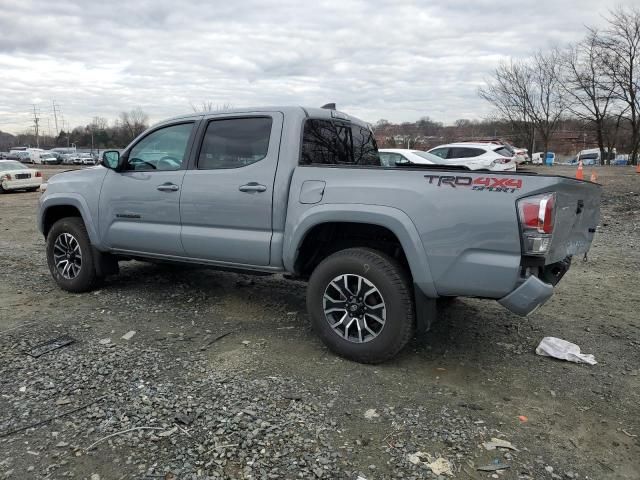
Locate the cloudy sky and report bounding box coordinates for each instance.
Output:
[0,0,628,134]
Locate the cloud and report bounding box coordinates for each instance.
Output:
[0,0,629,134]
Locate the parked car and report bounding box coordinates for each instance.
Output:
[532,152,556,165]
[61,154,76,165]
[0,160,43,193]
[38,105,600,363]
[40,152,62,165]
[426,143,517,171]
[378,149,438,166]
[577,148,600,166]
[513,148,529,164]
[78,153,98,165]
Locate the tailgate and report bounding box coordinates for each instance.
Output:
[546,179,601,264]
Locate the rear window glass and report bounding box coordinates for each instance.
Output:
[0,161,27,170]
[579,153,598,160]
[493,147,513,157]
[300,119,380,166]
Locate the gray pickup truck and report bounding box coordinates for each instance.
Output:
[37,106,600,363]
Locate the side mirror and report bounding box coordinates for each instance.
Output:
[102,150,120,170]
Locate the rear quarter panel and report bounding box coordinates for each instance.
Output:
[284,167,599,299]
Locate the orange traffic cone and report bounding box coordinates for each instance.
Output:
[590,171,597,182]
[576,160,584,180]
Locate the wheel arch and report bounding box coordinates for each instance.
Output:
[39,194,100,246]
[283,204,437,297]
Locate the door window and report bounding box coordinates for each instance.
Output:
[379,152,405,166]
[126,123,193,171]
[198,117,272,169]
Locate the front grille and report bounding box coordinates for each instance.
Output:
[15,173,31,179]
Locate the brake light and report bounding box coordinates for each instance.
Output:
[2,174,11,180]
[517,193,556,255]
[492,158,511,164]
[35,171,42,178]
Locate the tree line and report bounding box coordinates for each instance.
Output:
[0,108,150,152]
[479,5,640,165]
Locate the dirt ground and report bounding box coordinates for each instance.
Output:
[0,165,638,480]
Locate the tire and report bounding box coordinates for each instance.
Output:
[46,217,100,293]
[307,247,414,364]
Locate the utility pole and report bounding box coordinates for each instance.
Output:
[52,100,59,135]
[32,105,40,148]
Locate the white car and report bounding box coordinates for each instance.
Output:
[0,160,43,193]
[78,153,97,165]
[378,149,439,166]
[426,143,517,171]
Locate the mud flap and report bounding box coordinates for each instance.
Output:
[414,285,437,334]
[92,247,119,277]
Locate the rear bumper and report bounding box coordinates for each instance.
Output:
[498,275,554,316]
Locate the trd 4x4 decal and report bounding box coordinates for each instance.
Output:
[424,175,523,193]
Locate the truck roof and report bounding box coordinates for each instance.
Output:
[156,106,370,128]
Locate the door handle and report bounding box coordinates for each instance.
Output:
[157,183,179,192]
[239,182,267,193]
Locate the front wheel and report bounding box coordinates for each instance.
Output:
[46,217,100,293]
[307,248,414,364]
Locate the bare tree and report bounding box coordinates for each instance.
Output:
[479,51,565,159]
[119,108,149,141]
[560,31,617,164]
[599,5,640,164]
[190,102,232,113]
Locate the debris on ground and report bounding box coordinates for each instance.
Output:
[98,338,111,345]
[483,437,519,451]
[26,335,75,357]
[407,452,453,476]
[363,409,379,419]
[535,336,597,365]
[121,330,136,340]
[477,461,510,472]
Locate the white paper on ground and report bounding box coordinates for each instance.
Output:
[535,336,597,365]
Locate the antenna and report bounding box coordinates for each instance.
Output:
[321,103,336,110]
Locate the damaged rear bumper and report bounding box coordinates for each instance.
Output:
[498,275,554,316]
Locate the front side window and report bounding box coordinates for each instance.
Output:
[300,119,380,166]
[126,123,193,171]
[198,117,272,170]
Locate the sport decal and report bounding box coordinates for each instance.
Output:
[424,175,523,193]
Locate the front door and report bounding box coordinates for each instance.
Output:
[99,122,196,256]
[180,113,283,266]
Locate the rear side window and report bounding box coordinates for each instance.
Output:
[198,117,272,170]
[300,119,380,166]
[429,147,448,158]
[449,147,485,158]
[493,147,513,157]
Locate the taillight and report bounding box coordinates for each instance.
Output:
[2,174,11,180]
[517,193,556,255]
[35,171,42,178]
[492,158,511,164]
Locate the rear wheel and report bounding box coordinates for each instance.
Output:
[46,217,100,293]
[307,248,414,364]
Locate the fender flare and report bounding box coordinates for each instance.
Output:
[283,203,437,298]
[38,193,101,248]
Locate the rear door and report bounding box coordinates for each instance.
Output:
[179,112,283,265]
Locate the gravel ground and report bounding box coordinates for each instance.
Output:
[0,165,639,480]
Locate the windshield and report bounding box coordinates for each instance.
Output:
[414,151,446,163]
[0,161,28,171]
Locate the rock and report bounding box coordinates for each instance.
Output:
[98,338,111,345]
[545,466,554,473]
[55,441,69,448]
